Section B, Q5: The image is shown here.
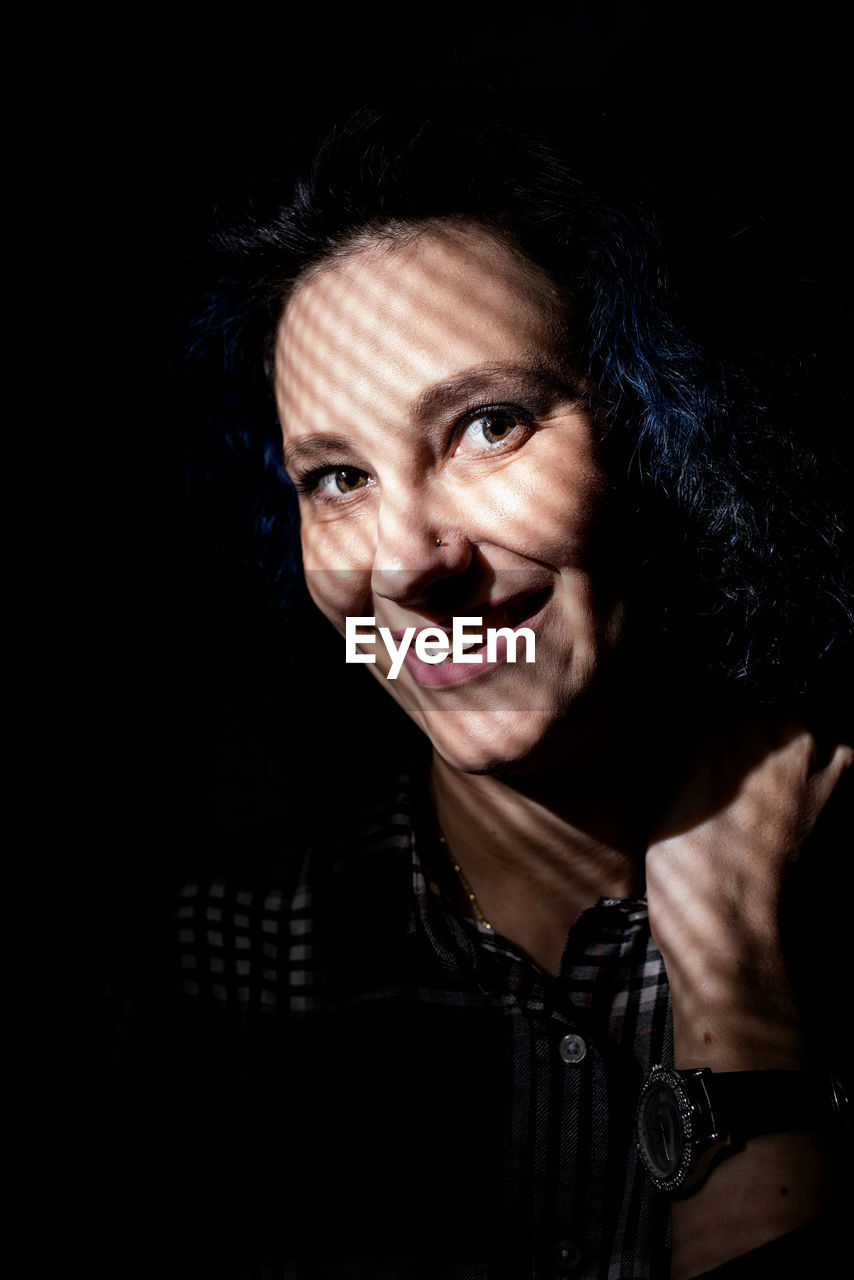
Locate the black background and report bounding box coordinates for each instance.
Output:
[52,0,850,1261]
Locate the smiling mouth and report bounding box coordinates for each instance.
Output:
[429,587,552,661]
[399,586,553,688]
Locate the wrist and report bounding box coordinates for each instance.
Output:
[670,964,805,1071]
[673,1023,807,1073]
[636,1065,836,1196]
[674,1019,807,1073]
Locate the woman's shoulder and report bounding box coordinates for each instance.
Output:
[172,772,420,1016]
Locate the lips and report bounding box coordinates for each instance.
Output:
[398,586,552,689]
[386,587,551,642]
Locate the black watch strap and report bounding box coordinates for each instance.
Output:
[703,1070,833,1142]
[637,1065,846,1195]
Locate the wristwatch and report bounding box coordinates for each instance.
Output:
[636,1064,841,1194]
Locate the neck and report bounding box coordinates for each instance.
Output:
[429,742,647,978]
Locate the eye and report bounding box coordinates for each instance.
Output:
[290,456,375,507]
[455,407,530,456]
[316,466,369,496]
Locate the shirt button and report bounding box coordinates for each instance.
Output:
[552,1238,582,1275]
[558,1032,587,1064]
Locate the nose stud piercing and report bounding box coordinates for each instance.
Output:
[435,537,445,547]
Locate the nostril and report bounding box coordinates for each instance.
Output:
[371,549,475,608]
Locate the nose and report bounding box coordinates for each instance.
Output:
[370,492,473,608]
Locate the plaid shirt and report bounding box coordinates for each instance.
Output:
[172,772,674,1279]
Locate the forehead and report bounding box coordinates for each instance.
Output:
[275,225,571,434]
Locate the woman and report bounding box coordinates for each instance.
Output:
[169,107,852,1279]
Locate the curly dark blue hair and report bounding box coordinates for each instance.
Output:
[185,105,852,714]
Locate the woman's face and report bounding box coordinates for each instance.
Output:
[275,224,629,774]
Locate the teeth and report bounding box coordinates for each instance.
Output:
[420,642,484,663]
[422,645,451,659]
[440,645,482,662]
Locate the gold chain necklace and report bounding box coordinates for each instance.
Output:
[438,832,493,931]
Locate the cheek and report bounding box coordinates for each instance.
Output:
[304,567,372,637]
[300,510,375,573]
[301,521,373,635]
[495,455,607,566]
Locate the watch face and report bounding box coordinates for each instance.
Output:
[639,1083,684,1178]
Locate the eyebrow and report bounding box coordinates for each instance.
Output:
[282,360,586,472]
[283,434,353,471]
[411,361,586,425]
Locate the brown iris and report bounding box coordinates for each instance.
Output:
[477,410,516,444]
[334,467,368,493]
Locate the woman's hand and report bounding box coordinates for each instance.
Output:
[645,717,851,1277]
[646,717,851,1070]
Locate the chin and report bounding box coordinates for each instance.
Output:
[423,705,560,776]
[419,663,625,779]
